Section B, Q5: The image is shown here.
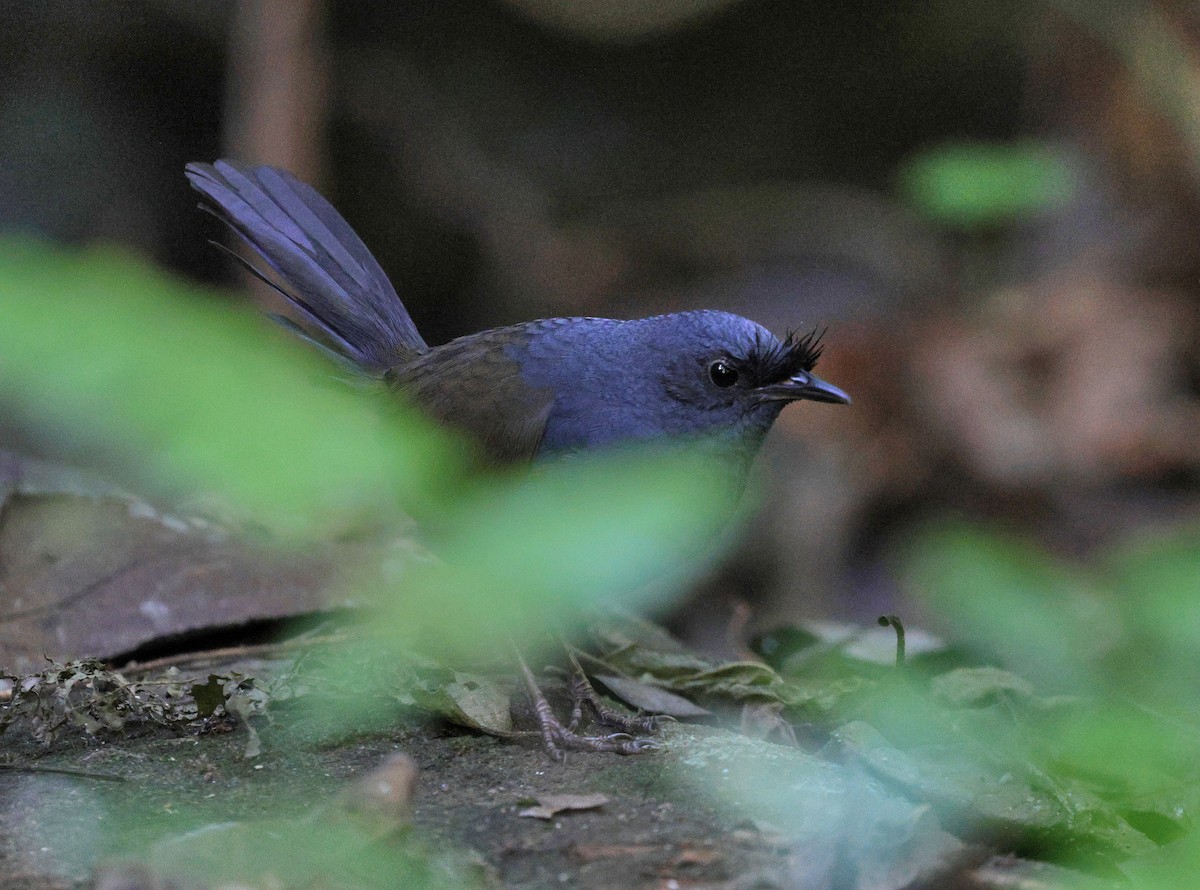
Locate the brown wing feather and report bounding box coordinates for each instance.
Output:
[384,325,554,465]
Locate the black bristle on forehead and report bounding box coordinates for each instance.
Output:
[748,326,826,384]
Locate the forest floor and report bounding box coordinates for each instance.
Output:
[1,655,824,890]
[0,650,1101,890]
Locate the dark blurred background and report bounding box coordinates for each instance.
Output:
[3,0,1198,645]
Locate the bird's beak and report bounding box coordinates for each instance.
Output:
[759,371,851,405]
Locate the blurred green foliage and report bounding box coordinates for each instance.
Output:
[900,520,1200,885]
[902,521,1111,693]
[612,519,1200,883]
[905,520,1200,711]
[899,141,1074,228]
[0,238,455,536]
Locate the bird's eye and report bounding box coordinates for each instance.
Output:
[709,359,739,388]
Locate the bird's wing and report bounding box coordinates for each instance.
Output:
[185,160,427,372]
[386,326,555,465]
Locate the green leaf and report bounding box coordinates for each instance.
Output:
[899,141,1074,228]
[833,721,1156,865]
[900,521,1119,693]
[190,676,227,719]
[930,666,1035,708]
[0,238,457,537]
[1102,529,1200,705]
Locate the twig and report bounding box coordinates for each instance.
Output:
[121,630,351,676]
[0,764,126,782]
[877,614,906,667]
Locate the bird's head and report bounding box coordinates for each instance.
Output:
[642,310,849,441]
[522,311,848,461]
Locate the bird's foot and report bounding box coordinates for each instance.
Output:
[537,704,664,762]
[516,649,666,761]
[566,667,674,736]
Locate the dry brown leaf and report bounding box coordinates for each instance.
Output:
[517,793,610,820]
[0,451,388,671]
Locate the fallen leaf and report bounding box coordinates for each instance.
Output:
[0,450,388,672]
[573,843,661,863]
[672,846,721,866]
[190,676,227,718]
[410,671,512,733]
[594,674,711,718]
[518,793,610,820]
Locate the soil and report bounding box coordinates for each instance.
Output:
[0,659,797,890]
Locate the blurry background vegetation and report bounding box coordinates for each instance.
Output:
[2,0,1197,640]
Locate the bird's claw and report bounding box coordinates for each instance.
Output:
[521,648,672,760]
[620,737,664,754]
[539,722,666,759]
[602,712,674,734]
[571,674,669,736]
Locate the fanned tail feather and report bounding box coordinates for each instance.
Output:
[185,159,426,373]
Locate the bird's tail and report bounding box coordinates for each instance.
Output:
[185,160,427,373]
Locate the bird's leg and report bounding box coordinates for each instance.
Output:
[563,646,670,735]
[512,644,662,761]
